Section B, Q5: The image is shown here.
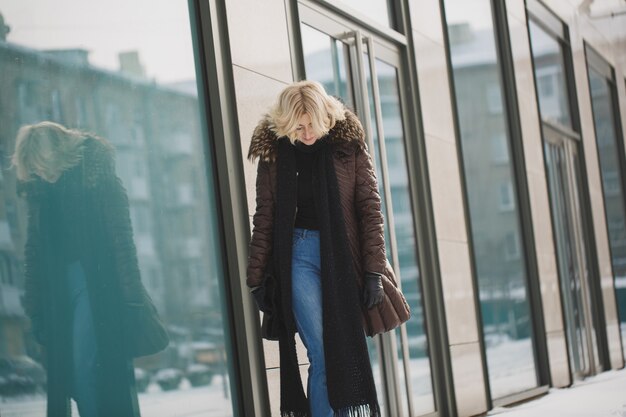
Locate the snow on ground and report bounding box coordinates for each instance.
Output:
[0,376,234,417]
[489,367,626,417]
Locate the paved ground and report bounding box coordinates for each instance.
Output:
[489,367,626,417]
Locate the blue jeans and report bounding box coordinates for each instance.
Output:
[67,261,99,417]
[291,228,333,417]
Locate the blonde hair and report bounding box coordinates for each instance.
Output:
[12,121,86,181]
[269,80,346,143]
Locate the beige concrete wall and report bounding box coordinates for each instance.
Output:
[541,0,626,370]
[408,1,489,415]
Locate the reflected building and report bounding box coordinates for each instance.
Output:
[448,22,530,341]
[0,38,218,358]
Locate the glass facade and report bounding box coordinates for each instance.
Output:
[443,0,538,399]
[301,19,435,416]
[528,8,602,378]
[587,64,626,358]
[0,1,235,416]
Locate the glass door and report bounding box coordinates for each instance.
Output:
[543,127,600,379]
[299,3,437,416]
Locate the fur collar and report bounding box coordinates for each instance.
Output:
[247,109,366,163]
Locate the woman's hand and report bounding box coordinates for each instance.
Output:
[362,272,384,309]
[251,286,272,313]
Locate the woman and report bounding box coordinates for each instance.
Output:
[247,81,411,417]
[13,121,167,417]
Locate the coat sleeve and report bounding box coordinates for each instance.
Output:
[246,160,275,288]
[97,161,145,305]
[23,198,44,332]
[354,144,387,276]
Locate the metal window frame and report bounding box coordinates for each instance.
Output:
[526,0,612,377]
[526,0,581,137]
[584,42,626,365]
[440,0,550,409]
[287,1,455,416]
[191,0,272,415]
[312,0,406,41]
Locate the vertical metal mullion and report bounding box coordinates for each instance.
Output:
[353,31,375,150]
[364,36,408,417]
[365,38,401,281]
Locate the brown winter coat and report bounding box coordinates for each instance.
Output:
[247,109,410,336]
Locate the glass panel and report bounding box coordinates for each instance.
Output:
[374,59,435,415]
[544,141,589,374]
[528,20,573,128]
[588,69,626,358]
[301,24,354,110]
[443,0,539,399]
[334,0,393,29]
[0,2,235,416]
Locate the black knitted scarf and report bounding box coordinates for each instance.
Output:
[273,137,380,417]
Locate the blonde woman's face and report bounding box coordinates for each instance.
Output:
[295,113,319,145]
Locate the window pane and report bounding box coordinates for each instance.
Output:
[301,24,354,109]
[588,68,626,358]
[0,2,235,416]
[443,0,539,399]
[528,20,572,128]
[376,61,435,415]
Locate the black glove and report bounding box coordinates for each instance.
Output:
[251,286,271,313]
[362,272,384,309]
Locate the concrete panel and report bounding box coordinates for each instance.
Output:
[546,330,571,388]
[450,342,488,417]
[506,0,527,23]
[413,31,457,144]
[408,0,445,44]
[438,240,480,345]
[606,323,625,369]
[424,134,468,243]
[507,12,545,175]
[526,171,564,333]
[232,65,287,215]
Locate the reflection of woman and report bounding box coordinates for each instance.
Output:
[13,122,162,417]
[247,81,410,417]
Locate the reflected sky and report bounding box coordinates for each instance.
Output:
[1,0,195,82]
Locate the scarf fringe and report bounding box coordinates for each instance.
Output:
[334,403,381,417]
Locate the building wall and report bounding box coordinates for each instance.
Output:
[227,0,626,416]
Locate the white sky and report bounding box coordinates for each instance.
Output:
[1,0,196,83]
